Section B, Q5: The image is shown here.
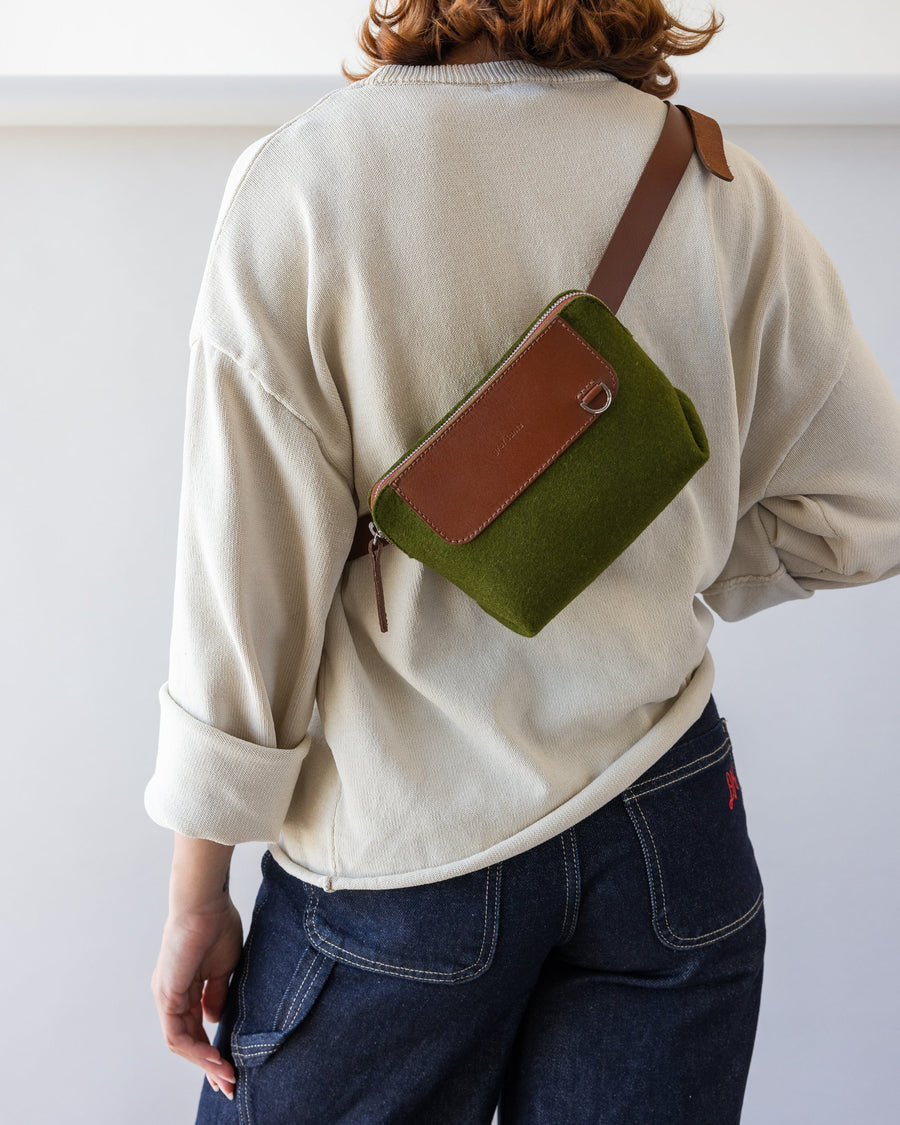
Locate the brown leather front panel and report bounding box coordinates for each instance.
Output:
[389,316,619,544]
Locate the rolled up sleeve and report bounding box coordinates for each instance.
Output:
[704,325,900,620]
[144,337,358,843]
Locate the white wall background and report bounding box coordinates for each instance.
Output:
[1,3,899,1124]
[1,0,899,75]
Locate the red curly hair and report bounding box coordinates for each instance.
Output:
[341,0,723,99]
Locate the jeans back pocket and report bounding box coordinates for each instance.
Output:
[303,862,502,983]
[622,716,764,950]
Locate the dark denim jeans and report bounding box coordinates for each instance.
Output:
[196,695,765,1125]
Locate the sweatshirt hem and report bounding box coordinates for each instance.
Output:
[266,652,715,890]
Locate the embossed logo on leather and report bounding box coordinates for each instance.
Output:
[494,423,525,457]
[390,316,619,544]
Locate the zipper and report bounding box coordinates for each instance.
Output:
[367,290,585,512]
[365,289,586,633]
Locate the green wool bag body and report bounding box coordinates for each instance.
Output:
[349,102,734,636]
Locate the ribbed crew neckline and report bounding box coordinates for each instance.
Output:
[361,58,621,87]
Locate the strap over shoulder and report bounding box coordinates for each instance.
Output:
[676,105,734,181]
[347,102,735,566]
[586,100,734,312]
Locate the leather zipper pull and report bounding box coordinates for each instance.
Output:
[367,522,389,633]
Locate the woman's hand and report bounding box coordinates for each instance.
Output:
[151,834,241,1100]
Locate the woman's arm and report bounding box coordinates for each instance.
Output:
[169,833,235,911]
[145,332,355,1100]
[151,834,242,1100]
[703,324,900,620]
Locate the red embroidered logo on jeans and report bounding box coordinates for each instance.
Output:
[726,765,740,809]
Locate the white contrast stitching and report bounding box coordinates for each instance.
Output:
[622,735,732,799]
[391,318,618,543]
[303,865,499,981]
[273,950,321,1032]
[628,789,764,948]
[234,877,270,1125]
[560,829,581,944]
[560,832,572,944]
[281,953,329,1031]
[234,1039,283,1057]
[570,830,581,941]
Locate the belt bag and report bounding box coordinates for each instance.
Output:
[349,103,734,637]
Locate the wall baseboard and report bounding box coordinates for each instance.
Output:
[0,74,897,127]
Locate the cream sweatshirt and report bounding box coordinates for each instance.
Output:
[143,59,900,890]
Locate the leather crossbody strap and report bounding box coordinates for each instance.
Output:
[586,102,731,313]
[346,102,732,564]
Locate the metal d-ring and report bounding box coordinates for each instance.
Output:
[579,382,613,415]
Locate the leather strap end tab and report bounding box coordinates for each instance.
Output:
[676,105,734,182]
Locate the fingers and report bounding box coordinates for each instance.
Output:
[165,1026,236,1098]
[202,1046,236,1100]
[201,973,230,1024]
[150,906,244,1101]
[207,1071,235,1099]
[153,981,237,1091]
[207,1067,236,1100]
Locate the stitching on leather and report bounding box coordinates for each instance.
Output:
[627,792,764,948]
[622,735,731,799]
[303,865,499,981]
[576,376,607,402]
[391,317,618,543]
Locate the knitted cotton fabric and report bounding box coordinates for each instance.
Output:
[144,59,900,889]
